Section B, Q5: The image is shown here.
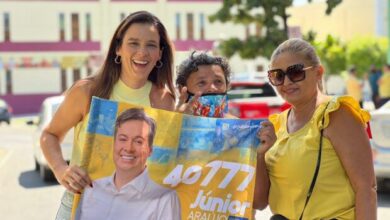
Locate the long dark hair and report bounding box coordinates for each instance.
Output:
[88,11,176,99]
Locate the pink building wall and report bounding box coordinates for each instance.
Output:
[1,93,61,115]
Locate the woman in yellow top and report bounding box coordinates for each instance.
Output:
[40,11,176,219]
[253,38,376,219]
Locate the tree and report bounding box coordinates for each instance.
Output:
[304,33,388,77]
[210,0,342,59]
[305,34,347,75]
[346,37,388,77]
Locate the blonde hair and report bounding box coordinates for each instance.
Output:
[270,38,325,92]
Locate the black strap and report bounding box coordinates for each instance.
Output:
[299,102,330,220]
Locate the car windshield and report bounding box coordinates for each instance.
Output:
[227,83,276,100]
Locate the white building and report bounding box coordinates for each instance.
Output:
[288,0,387,41]
[0,0,268,114]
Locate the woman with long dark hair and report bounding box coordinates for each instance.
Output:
[40,11,176,219]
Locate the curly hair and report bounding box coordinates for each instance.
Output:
[175,51,231,89]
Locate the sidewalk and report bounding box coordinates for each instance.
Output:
[0,114,37,163]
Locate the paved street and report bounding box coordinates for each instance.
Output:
[0,121,63,220]
[0,119,389,219]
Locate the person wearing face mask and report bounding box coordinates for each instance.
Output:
[253,38,377,220]
[175,51,277,219]
[175,51,233,118]
[75,108,180,220]
[40,11,176,220]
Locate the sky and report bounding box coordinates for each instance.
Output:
[293,0,307,6]
[293,0,325,6]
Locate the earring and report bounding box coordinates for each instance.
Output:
[155,60,163,68]
[114,55,121,64]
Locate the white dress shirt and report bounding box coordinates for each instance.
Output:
[76,169,181,220]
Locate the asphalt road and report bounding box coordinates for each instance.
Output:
[0,119,389,220]
[0,121,63,220]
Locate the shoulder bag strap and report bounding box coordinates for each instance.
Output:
[299,101,331,220]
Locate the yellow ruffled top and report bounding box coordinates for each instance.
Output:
[266,96,370,219]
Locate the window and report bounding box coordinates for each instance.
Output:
[61,69,67,92]
[228,84,276,100]
[86,13,91,41]
[199,13,205,40]
[4,13,10,41]
[59,13,65,41]
[6,69,12,94]
[186,13,194,40]
[87,67,93,76]
[71,14,79,41]
[175,13,181,40]
[5,58,15,94]
[73,68,80,82]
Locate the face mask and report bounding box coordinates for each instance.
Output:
[186,92,228,118]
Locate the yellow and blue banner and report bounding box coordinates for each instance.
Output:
[73,97,262,220]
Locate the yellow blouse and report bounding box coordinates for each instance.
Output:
[266,96,370,220]
[70,80,152,167]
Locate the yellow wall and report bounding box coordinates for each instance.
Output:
[288,0,376,41]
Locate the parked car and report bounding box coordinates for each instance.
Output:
[227,77,290,119]
[0,98,12,124]
[27,95,73,181]
[370,100,390,191]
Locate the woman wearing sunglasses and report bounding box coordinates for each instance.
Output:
[254,38,376,219]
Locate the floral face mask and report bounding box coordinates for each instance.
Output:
[186,92,228,118]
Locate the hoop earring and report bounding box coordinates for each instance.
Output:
[114,55,121,64]
[155,60,163,69]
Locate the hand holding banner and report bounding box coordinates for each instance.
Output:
[72,97,262,220]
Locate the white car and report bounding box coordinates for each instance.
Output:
[370,100,390,191]
[28,96,73,181]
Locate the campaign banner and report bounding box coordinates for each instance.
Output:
[72,97,262,220]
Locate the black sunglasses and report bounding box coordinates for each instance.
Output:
[267,64,314,86]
